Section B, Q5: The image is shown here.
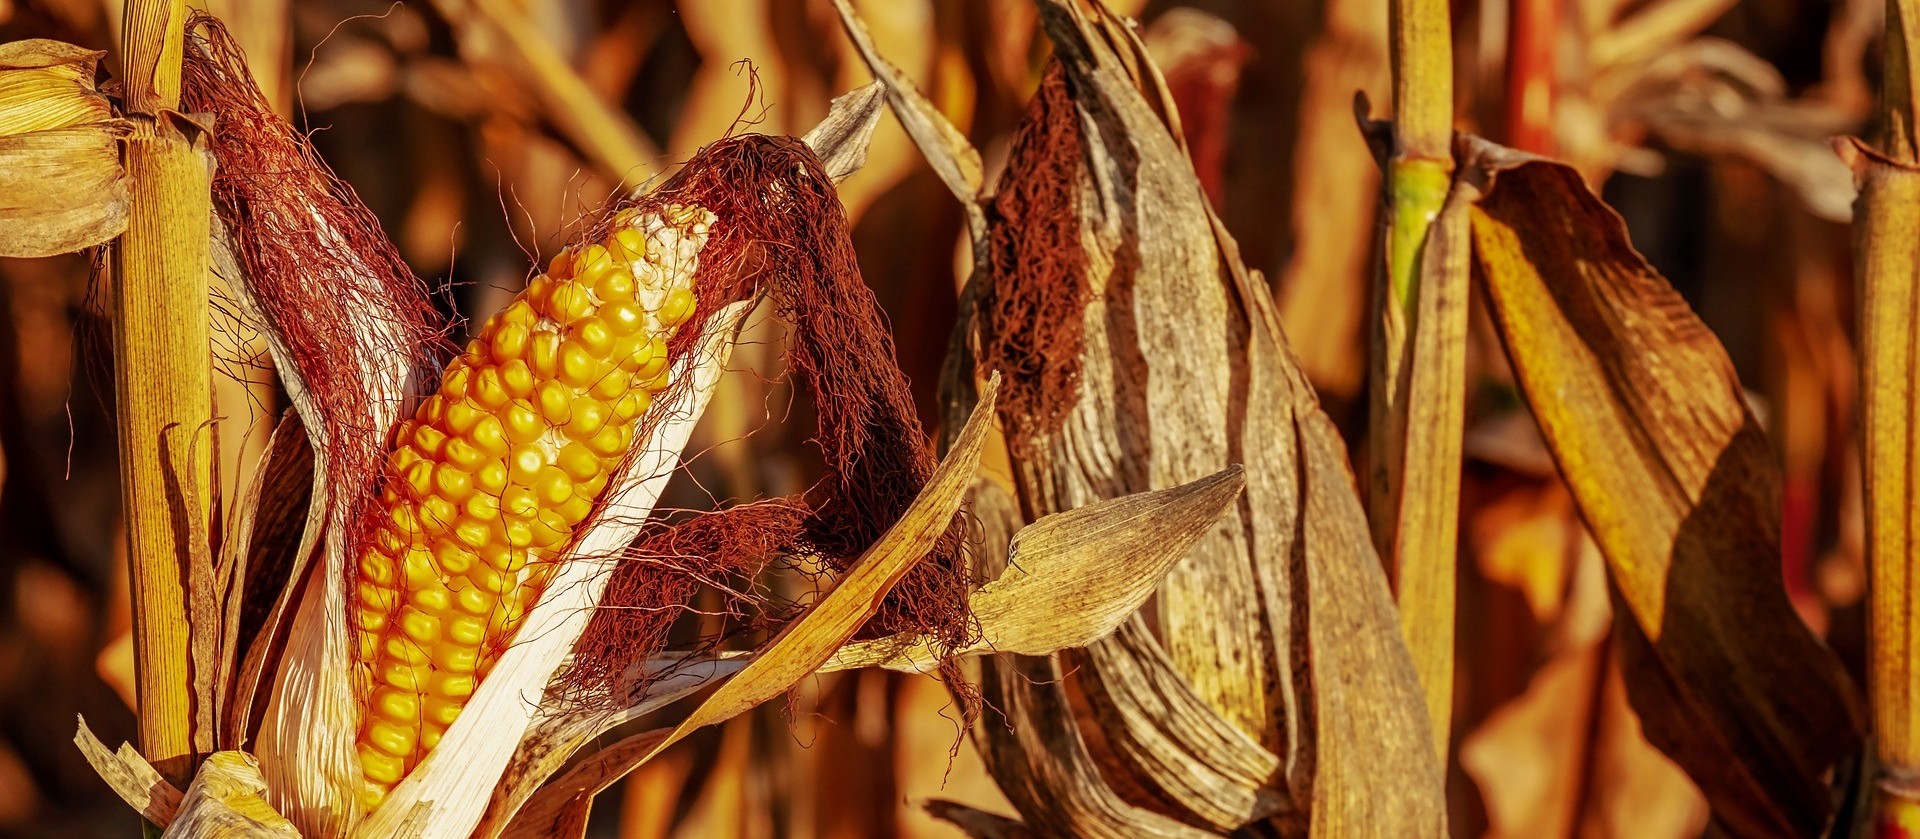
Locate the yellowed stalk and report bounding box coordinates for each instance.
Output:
[115,0,214,784]
[1861,0,1920,827]
[1372,0,1464,767]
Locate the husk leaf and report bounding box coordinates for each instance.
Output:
[1464,134,1863,837]
[160,751,300,838]
[0,39,127,256]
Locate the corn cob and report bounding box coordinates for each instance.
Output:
[350,204,715,808]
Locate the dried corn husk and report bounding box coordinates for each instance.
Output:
[0,39,128,257]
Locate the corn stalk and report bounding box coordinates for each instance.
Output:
[1375,0,1467,767]
[1857,0,1920,828]
[113,0,213,785]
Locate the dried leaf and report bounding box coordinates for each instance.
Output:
[924,800,1041,839]
[1074,620,1289,830]
[0,40,114,135]
[497,729,669,839]
[160,752,300,838]
[74,715,185,827]
[829,466,1249,671]
[1465,135,1864,837]
[828,0,984,206]
[0,40,127,256]
[801,81,887,184]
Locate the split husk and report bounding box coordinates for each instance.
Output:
[836,0,1444,834]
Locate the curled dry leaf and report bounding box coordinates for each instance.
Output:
[829,466,1249,671]
[1463,134,1863,837]
[74,715,185,827]
[0,39,128,257]
[799,81,888,185]
[161,752,300,839]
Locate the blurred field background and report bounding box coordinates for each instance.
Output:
[0,0,1871,836]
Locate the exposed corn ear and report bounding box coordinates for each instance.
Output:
[350,203,714,806]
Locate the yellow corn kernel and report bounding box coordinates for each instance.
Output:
[372,687,419,723]
[380,660,429,692]
[558,340,598,388]
[565,398,610,440]
[548,249,575,279]
[659,288,696,326]
[451,517,491,551]
[536,380,572,424]
[610,227,647,262]
[382,635,429,666]
[602,301,644,336]
[447,399,484,435]
[398,608,441,646]
[590,370,630,401]
[550,282,593,324]
[532,466,573,506]
[359,746,405,786]
[442,436,484,472]
[501,401,542,445]
[454,585,495,615]
[468,414,509,456]
[432,464,475,504]
[500,360,535,400]
[431,641,480,673]
[575,317,615,356]
[475,461,509,496]
[613,390,651,422]
[529,333,560,379]
[500,485,539,518]
[584,424,630,458]
[422,696,463,728]
[597,268,636,301]
[398,547,437,588]
[441,367,471,402]
[575,244,614,286]
[557,494,593,526]
[490,322,529,365]
[419,496,459,531]
[409,581,453,613]
[446,615,487,648]
[431,538,474,575]
[359,551,397,586]
[508,446,546,485]
[578,470,609,500]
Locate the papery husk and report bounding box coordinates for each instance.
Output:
[828,466,1249,671]
[161,752,301,838]
[835,0,1445,834]
[1463,134,1863,837]
[0,39,128,257]
[75,715,185,827]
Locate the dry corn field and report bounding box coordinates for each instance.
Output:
[0,0,1916,836]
